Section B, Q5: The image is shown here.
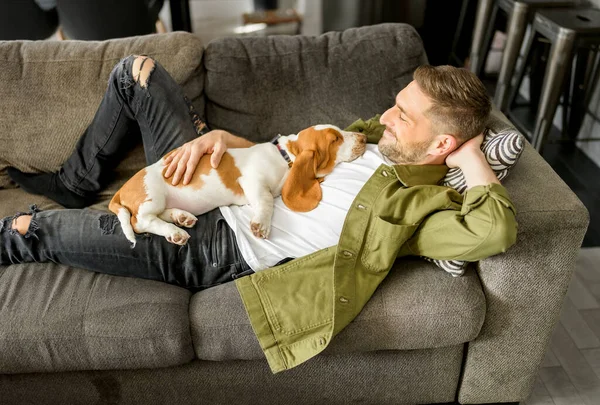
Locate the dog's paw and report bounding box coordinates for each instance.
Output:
[250,221,270,239]
[165,228,191,245]
[172,211,197,228]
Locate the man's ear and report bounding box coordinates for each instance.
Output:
[281,150,322,212]
[428,134,458,156]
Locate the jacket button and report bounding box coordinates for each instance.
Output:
[342,250,353,258]
[339,297,349,303]
[319,337,326,345]
[382,170,389,177]
[357,204,366,210]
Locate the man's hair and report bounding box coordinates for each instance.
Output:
[413,65,491,143]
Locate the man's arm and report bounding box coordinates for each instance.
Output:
[406,135,517,261]
[164,129,255,185]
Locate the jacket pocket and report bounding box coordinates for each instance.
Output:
[361,216,418,273]
[255,248,335,336]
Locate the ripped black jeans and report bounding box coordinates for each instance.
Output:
[0,55,253,291]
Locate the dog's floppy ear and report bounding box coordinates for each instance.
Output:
[281,149,322,212]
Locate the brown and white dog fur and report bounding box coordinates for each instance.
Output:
[109,124,367,247]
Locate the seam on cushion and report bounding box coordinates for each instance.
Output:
[0,50,202,64]
[205,49,423,64]
[194,306,484,328]
[191,300,484,330]
[82,274,100,344]
[0,330,192,340]
[204,35,423,63]
[517,208,588,213]
[205,52,423,71]
[517,227,588,234]
[190,323,253,331]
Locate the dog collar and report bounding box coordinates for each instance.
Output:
[271,135,293,168]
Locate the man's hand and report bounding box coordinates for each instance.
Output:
[164,130,229,186]
[445,133,500,189]
[445,133,484,169]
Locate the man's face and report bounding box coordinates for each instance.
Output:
[378,81,435,165]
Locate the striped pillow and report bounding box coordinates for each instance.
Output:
[425,124,525,276]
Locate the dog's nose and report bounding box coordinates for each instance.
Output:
[355,133,367,143]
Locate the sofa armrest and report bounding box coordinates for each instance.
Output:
[457,142,590,404]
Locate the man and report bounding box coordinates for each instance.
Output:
[2,55,515,296]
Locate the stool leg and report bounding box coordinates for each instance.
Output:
[469,0,495,75]
[449,0,471,65]
[583,48,600,122]
[494,2,528,111]
[568,48,598,139]
[506,29,537,114]
[561,57,573,139]
[532,29,576,153]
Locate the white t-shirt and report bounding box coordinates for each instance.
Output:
[219,144,387,271]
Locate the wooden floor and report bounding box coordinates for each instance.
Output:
[524,247,600,405]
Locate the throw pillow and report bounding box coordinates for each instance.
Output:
[426,113,525,276]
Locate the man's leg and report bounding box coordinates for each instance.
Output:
[0,207,252,291]
[8,55,205,207]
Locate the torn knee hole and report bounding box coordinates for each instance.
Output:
[12,215,32,236]
[132,55,155,88]
[1,205,41,238]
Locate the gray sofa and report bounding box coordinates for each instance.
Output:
[0,24,589,405]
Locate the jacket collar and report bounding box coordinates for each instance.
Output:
[392,164,449,187]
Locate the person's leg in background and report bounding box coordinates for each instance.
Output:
[0,1,58,41]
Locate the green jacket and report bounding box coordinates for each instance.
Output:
[235,116,518,373]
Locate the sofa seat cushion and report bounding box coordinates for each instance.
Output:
[0,32,204,190]
[190,259,486,361]
[0,191,194,374]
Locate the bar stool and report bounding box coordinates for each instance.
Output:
[506,7,600,152]
[469,0,578,109]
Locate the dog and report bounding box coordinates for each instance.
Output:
[108,124,367,246]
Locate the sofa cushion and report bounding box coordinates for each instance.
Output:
[203,23,428,142]
[0,32,205,190]
[190,258,485,361]
[0,188,195,374]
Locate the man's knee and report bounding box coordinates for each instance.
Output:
[12,215,32,236]
[131,55,156,89]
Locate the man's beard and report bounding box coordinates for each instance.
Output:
[378,135,431,165]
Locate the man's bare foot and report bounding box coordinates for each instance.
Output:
[12,215,32,236]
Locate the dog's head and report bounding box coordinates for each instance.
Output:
[282,124,367,212]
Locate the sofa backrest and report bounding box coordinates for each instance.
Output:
[0,32,204,190]
[203,23,427,142]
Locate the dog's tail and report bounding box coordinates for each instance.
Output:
[108,192,137,248]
